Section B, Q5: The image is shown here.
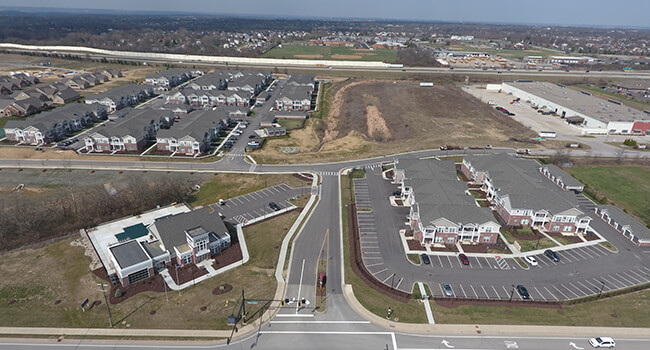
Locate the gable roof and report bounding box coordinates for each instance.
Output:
[152,207,229,251]
[599,205,650,241]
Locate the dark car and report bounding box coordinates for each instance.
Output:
[544,249,560,262]
[420,253,431,265]
[248,134,257,139]
[392,190,401,196]
[458,253,469,265]
[516,284,530,299]
[269,202,281,211]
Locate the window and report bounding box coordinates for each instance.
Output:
[568,217,576,223]
[485,227,492,233]
[552,225,560,231]
[182,254,192,265]
[435,227,444,233]
[552,216,560,222]
[446,237,455,243]
[483,236,491,242]
[563,226,573,232]
[521,219,529,225]
[127,268,149,284]
[434,236,443,243]
[448,227,456,233]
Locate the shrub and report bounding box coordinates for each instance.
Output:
[114,289,124,298]
[623,138,637,146]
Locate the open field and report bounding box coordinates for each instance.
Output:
[189,173,308,207]
[436,44,562,60]
[431,288,650,327]
[0,196,303,329]
[567,165,650,226]
[262,45,397,63]
[254,79,537,164]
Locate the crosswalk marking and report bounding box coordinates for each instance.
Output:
[319,171,339,176]
[495,256,511,270]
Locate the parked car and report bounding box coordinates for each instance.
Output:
[516,284,530,299]
[458,253,469,265]
[269,202,281,211]
[442,282,453,297]
[392,190,401,196]
[523,256,538,266]
[248,134,257,139]
[420,254,431,265]
[544,249,560,262]
[589,337,615,348]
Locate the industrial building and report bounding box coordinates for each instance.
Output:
[501,81,650,135]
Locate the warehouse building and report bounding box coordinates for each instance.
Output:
[502,81,650,135]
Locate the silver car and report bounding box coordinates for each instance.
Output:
[442,282,453,297]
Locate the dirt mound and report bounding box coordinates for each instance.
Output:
[366,105,392,141]
[294,54,323,59]
[331,54,362,59]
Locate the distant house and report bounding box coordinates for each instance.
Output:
[62,77,91,90]
[262,126,287,137]
[13,89,48,101]
[145,68,200,90]
[275,86,312,111]
[53,87,81,104]
[96,68,123,79]
[286,74,315,89]
[84,108,171,152]
[156,110,225,156]
[4,97,48,116]
[85,84,155,112]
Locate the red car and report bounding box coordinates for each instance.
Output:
[458,253,470,265]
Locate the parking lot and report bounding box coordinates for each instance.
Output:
[352,165,650,301]
[209,183,309,224]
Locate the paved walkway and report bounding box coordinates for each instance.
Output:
[159,224,250,291]
[417,282,435,324]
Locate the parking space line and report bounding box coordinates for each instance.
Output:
[475,257,483,269]
[620,271,643,284]
[570,248,590,260]
[628,270,647,281]
[561,284,581,298]
[372,268,388,276]
[537,256,550,267]
[382,274,395,284]
[569,282,590,297]
[362,256,382,260]
[446,256,453,268]
[436,256,443,267]
[600,275,624,289]
[583,279,599,291]
[575,281,594,294]
[576,247,594,259]
[491,285,501,300]
[543,286,559,301]
[614,272,636,285]
[470,285,479,298]
[481,285,489,299]
[552,285,569,300]
[583,245,603,257]
[459,284,468,298]
[234,197,244,204]
[501,285,510,298]
[438,283,445,296]
[366,262,384,268]
[533,286,545,301]
[566,249,585,262]
[559,252,574,263]
[395,278,403,290]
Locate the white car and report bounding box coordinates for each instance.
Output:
[589,337,615,348]
[523,256,538,267]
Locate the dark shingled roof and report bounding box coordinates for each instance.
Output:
[109,240,150,269]
[153,207,229,251]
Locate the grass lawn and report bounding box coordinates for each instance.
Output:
[0,206,303,329]
[189,173,308,207]
[341,172,427,323]
[262,45,397,63]
[514,257,528,269]
[567,166,650,226]
[553,235,579,246]
[431,288,650,327]
[278,119,305,130]
[599,241,619,253]
[407,254,421,265]
[500,229,557,252]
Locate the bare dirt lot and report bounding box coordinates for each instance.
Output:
[294,54,324,59]
[255,79,537,163]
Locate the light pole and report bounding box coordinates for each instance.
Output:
[97,283,114,327]
[509,284,516,302]
[598,280,605,298]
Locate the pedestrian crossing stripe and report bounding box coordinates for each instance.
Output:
[319,171,339,176]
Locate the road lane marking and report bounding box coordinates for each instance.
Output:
[296,259,305,314]
[372,268,389,276]
[270,321,371,324]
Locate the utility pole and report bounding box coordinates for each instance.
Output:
[97,283,114,327]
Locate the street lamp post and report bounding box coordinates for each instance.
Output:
[97,283,114,327]
[509,284,516,302]
[598,280,605,298]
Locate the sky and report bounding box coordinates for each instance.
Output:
[4,0,650,28]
